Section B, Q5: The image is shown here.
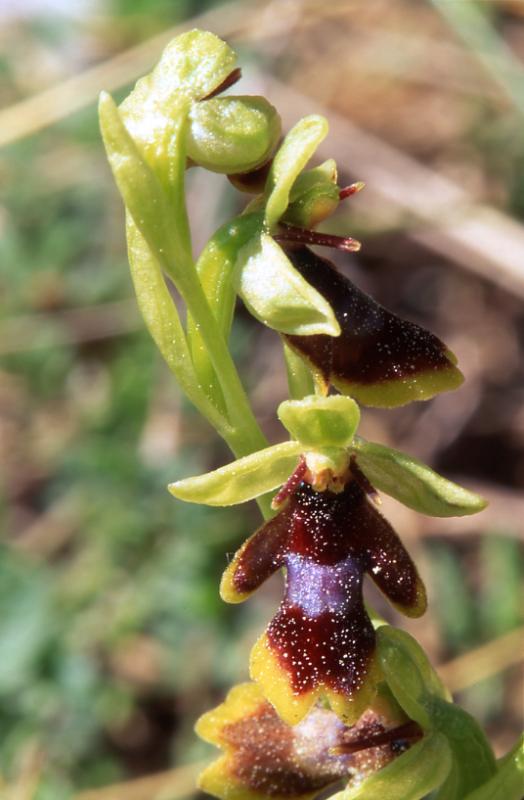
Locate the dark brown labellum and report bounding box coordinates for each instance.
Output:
[283,246,463,407]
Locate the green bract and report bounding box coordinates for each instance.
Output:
[463,736,524,800]
[234,232,341,336]
[339,732,452,800]
[377,626,451,728]
[187,96,281,173]
[378,627,497,799]
[352,438,487,517]
[264,115,329,228]
[278,395,360,449]
[168,441,302,506]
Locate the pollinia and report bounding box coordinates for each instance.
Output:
[100,29,523,800]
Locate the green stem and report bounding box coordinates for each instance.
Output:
[162,108,271,513]
[283,340,314,399]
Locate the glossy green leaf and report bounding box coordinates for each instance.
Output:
[187,96,281,174]
[278,395,360,448]
[235,233,340,336]
[463,736,524,800]
[340,732,452,800]
[264,115,329,228]
[168,441,302,506]
[119,30,236,165]
[352,438,487,517]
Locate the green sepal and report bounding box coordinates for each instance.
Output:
[339,732,452,800]
[352,438,487,517]
[378,626,497,798]
[278,395,360,449]
[168,441,302,506]
[235,233,340,336]
[119,30,236,167]
[463,735,524,800]
[264,115,329,229]
[187,96,281,174]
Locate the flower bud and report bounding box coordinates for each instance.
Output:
[187,96,281,174]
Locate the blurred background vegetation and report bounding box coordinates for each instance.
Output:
[0,0,523,797]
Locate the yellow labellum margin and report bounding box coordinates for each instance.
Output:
[196,681,419,800]
[249,633,380,727]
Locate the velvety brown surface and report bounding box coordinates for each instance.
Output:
[221,701,405,796]
[229,479,425,696]
[284,245,454,386]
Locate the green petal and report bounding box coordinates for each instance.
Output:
[278,395,360,449]
[264,115,329,228]
[289,159,338,200]
[187,96,281,174]
[283,182,340,228]
[463,736,524,800]
[284,159,340,227]
[235,233,340,336]
[168,441,302,506]
[352,439,487,517]
[340,732,452,800]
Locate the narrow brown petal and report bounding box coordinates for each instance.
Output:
[220,500,295,603]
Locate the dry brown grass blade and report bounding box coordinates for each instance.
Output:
[0,0,257,149]
[74,760,204,800]
[439,625,524,694]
